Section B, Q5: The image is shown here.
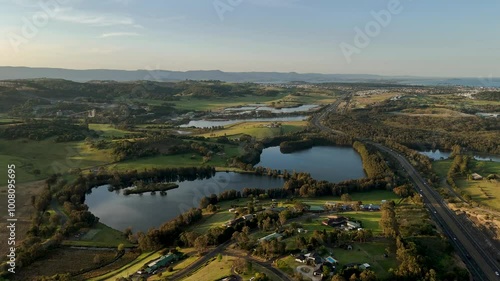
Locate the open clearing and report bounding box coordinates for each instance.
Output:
[0,139,112,183]
[197,121,307,140]
[107,143,241,171]
[433,159,500,210]
[456,160,500,210]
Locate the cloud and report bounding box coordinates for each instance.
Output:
[53,8,137,27]
[99,32,141,38]
[246,0,302,8]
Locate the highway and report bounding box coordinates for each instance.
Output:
[373,143,499,281]
[312,101,500,280]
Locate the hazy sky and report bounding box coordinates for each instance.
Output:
[1,0,499,77]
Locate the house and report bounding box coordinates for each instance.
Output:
[472,173,483,180]
[304,252,323,266]
[346,220,361,230]
[322,216,348,227]
[295,254,307,263]
[228,208,236,213]
[258,232,282,243]
[361,204,380,211]
[224,217,245,227]
[242,214,255,220]
[359,263,371,270]
[269,207,286,213]
[145,253,179,273]
[297,228,307,234]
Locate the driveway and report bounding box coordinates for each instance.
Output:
[296,265,321,281]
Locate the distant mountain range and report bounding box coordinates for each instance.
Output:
[1,66,499,87]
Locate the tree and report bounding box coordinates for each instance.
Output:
[206,204,217,213]
[341,193,352,203]
[117,243,125,252]
[279,210,290,225]
[331,274,347,281]
[124,226,133,237]
[393,184,412,198]
[217,253,223,262]
[323,265,331,277]
[194,235,209,254]
[379,201,399,238]
[359,270,377,281]
[450,144,462,158]
[254,272,269,281]
[233,258,250,274]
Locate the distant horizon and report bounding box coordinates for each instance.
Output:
[2,1,500,77]
[2,65,499,80]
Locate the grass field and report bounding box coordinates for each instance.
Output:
[433,159,500,210]
[299,190,399,206]
[294,211,384,235]
[352,92,400,109]
[89,124,137,138]
[186,211,236,234]
[0,139,112,184]
[432,159,453,178]
[197,121,307,140]
[182,255,234,281]
[456,160,500,210]
[62,222,134,248]
[108,143,241,171]
[173,95,288,111]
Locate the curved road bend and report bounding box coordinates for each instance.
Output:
[310,99,499,280]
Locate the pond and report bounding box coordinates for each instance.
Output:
[225,104,318,114]
[418,150,500,162]
[86,172,284,232]
[256,146,366,183]
[179,116,307,128]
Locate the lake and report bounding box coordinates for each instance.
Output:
[86,173,284,232]
[419,150,500,162]
[180,116,307,128]
[86,145,366,231]
[256,146,366,182]
[224,104,318,114]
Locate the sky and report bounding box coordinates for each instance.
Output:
[0,0,499,77]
